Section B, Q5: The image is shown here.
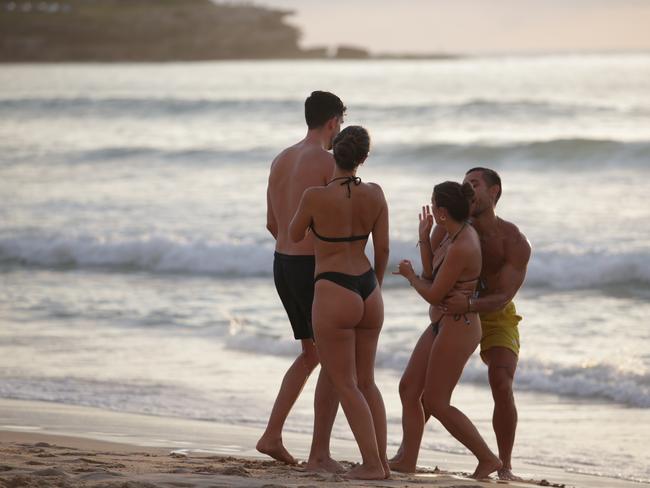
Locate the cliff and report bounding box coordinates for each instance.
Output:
[0,0,306,61]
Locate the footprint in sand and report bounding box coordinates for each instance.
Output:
[31,467,69,478]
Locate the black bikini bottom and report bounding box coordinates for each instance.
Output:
[314,268,377,301]
[431,311,472,335]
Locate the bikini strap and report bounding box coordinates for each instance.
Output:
[457,276,481,283]
[450,221,467,242]
[311,225,368,242]
[328,176,361,198]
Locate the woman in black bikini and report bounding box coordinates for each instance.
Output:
[289,126,390,480]
[393,182,502,479]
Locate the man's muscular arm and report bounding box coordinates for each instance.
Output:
[266,184,278,239]
[443,230,531,314]
[471,234,530,313]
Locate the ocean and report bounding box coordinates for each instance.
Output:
[1,55,649,483]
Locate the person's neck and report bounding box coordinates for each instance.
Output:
[443,218,464,240]
[471,207,498,236]
[332,168,357,180]
[304,129,329,150]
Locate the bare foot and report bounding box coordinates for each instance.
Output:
[255,436,296,465]
[471,455,502,479]
[498,467,523,481]
[382,459,391,479]
[305,456,345,473]
[344,463,386,480]
[388,458,416,473]
[388,446,404,463]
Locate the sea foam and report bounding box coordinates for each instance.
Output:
[2,233,649,289]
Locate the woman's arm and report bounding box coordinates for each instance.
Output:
[371,184,389,286]
[443,230,530,314]
[422,222,447,280]
[288,189,314,243]
[395,243,467,305]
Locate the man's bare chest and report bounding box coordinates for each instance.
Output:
[479,236,507,277]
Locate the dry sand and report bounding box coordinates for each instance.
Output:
[0,400,641,488]
[0,431,565,488]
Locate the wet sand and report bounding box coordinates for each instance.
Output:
[0,431,566,488]
[0,399,640,488]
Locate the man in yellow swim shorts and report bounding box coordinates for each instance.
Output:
[443,167,531,481]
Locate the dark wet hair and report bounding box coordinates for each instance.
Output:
[466,166,502,203]
[304,91,346,129]
[433,181,475,222]
[332,126,370,171]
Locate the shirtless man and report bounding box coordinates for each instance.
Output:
[257,91,345,472]
[443,167,531,480]
[390,167,530,480]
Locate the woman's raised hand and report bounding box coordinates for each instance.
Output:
[419,205,433,241]
[393,259,416,280]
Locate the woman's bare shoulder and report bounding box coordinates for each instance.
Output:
[449,227,480,256]
[364,181,386,200]
[301,185,326,204]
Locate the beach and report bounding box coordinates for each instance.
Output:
[0,398,638,488]
[1,56,650,486]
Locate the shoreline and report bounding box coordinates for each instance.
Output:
[1,50,648,64]
[0,398,645,487]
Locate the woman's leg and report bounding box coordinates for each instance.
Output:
[422,318,502,479]
[388,325,436,473]
[354,287,389,478]
[312,280,384,480]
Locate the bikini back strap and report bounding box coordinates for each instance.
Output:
[311,225,369,242]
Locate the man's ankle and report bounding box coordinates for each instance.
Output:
[308,452,331,462]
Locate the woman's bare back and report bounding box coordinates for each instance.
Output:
[309,178,385,276]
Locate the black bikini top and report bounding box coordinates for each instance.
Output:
[331,175,361,198]
[311,226,369,243]
[310,176,370,243]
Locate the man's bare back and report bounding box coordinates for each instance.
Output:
[267,141,335,255]
[259,90,344,469]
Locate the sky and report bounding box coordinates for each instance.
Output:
[249,0,650,54]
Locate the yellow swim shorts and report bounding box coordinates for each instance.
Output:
[479,301,522,356]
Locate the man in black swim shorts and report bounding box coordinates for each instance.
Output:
[257,91,346,474]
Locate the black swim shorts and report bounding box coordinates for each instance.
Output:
[273,252,316,340]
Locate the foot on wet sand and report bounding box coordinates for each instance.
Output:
[255,437,296,465]
[305,456,345,473]
[498,467,523,481]
[387,447,403,464]
[388,458,416,473]
[344,463,386,480]
[471,456,502,479]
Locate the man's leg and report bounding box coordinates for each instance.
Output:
[306,367,342,472]
[257,339,319,464]
[482,347,519,480]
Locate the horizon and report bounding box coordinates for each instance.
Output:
[234,0,650,55]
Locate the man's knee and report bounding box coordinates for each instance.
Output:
[489,370,514,401]
[299,344,320,370]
